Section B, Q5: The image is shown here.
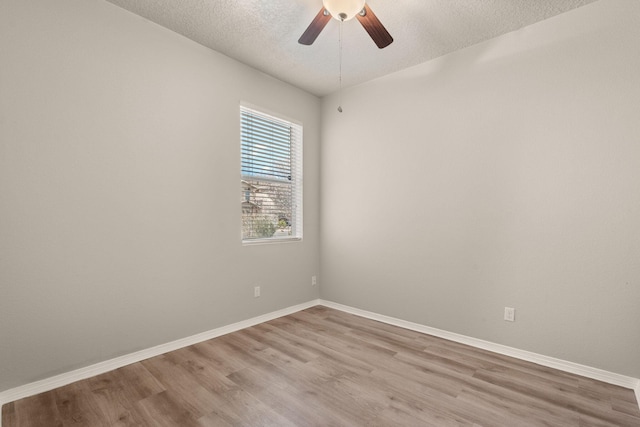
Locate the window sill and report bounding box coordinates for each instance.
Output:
[242,237,302,246]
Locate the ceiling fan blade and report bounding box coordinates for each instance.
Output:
[298,8,331,45]
[356,4,393,49]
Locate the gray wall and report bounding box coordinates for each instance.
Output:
[0,0,320,392]
[320,0,640,378]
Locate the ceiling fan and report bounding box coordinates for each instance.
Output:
[298,0,393,49]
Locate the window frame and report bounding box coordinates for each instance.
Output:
[240,104,303,245]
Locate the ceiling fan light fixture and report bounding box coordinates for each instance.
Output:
[322,0,366,21]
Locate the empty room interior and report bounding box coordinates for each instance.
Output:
[1,0,639,425]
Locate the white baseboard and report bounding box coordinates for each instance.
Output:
[319,300,640,395]
[0,299,321,413]
[2,297,638,423]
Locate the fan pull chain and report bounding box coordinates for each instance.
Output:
[338,20,343,113]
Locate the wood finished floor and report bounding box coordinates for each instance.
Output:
[3,306,639,426]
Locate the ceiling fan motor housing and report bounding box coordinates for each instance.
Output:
[323,0,366,21]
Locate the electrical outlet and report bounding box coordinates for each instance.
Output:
[312,275,317,286]
[504,307,515,322]
[254,286,261,298]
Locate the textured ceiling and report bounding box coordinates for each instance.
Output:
[103,0,601,97]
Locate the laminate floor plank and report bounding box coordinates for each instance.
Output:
[140,356,221,420]
[227,366,356,426]
[191,340,248,376]
[7,391,63,427]
[471,367,612,417]
[238,327,317,364]
[344,324,431,354]
[261,323,377,376]
[88,363,165,407]
[338,367,474,426]
[1,403,16,427]
[3,307,639,426]
[456,383,580,427]
[197,386,296,427]
[177,352,239,395]
[130,390,198,427]
[249,323,323,363]
[613,398,640,418]
[54,381,108,426]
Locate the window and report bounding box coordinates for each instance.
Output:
[240,106,302,243]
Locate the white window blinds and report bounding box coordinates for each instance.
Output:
[240,106,302,242]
